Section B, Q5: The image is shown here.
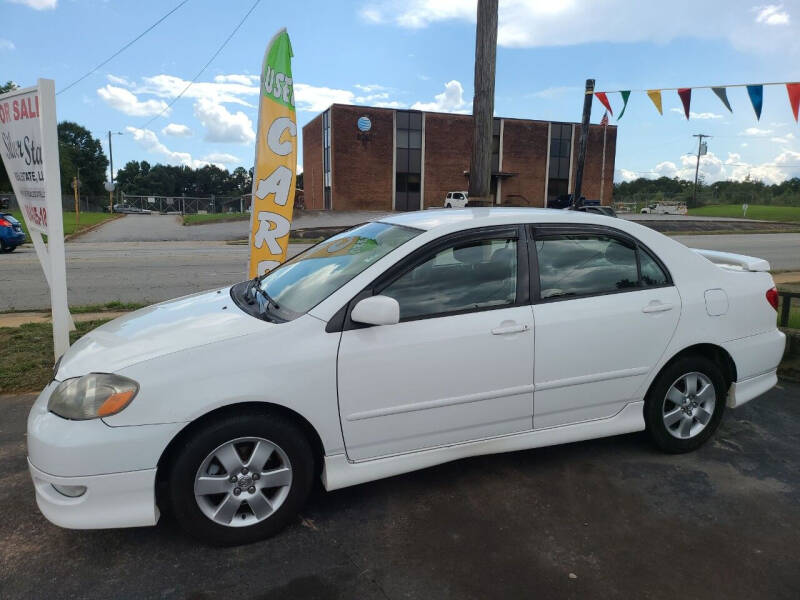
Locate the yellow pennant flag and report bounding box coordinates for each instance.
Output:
[248,28,298,278]
[647,89,663,115]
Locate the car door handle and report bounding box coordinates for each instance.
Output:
[491,323,529,335]
[642,301,674,313]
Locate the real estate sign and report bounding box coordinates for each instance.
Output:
[0,79,72,358]
[248,28,298,278]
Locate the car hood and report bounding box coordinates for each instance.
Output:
[56,287,268,379]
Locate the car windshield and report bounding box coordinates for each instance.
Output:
[257,221,421,319]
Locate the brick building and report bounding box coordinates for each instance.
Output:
[302,104,616,211]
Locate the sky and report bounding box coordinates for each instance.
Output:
[2,0,800,185]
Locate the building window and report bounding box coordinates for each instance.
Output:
[395,110,422,211]
[547,123,572,203]
[491,117,501,173]
[322,109,332,209]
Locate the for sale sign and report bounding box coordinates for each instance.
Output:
[0,79,71,358]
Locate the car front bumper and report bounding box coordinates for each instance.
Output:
[27,381,185,529]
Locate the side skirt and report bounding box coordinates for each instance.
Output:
[322,401,645,491]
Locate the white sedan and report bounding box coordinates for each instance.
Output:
[27,208,785,545]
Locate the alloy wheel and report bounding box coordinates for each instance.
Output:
[661,372,716,440]
[194,437,293,527]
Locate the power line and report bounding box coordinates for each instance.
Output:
[141,0,262,129]
[57,0,190,96]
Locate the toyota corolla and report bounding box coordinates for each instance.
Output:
[27,208,785,545]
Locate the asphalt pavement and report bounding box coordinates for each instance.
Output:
[1,382,799,599]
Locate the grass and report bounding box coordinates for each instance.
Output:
[0,319,109,393]
[183,212,250,226]
[0,300,148,315]
[688,205,800,222]
[9,210,119,239]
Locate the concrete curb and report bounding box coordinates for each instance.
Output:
[64,213,125,242]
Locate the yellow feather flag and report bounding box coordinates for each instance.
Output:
[647,89,663,115]
[248,28,298,278]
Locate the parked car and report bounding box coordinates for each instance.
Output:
[641,202,687,215]
[574,205,617,218]
[27,208,785,545]
[444,191,469,208]
[547,194,601,209]
[112,204,152,214]
[0,212,26,252]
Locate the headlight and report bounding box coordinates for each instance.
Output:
[47,373,139,420]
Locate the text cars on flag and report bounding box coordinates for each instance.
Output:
[248,28,298,278]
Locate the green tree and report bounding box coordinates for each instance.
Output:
[57,121,109,195]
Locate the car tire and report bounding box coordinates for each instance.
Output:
[167,410,315,546]
[446,203,452,208]
[644,355,726,454]
[1,245,14,253]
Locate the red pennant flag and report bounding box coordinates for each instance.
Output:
[677,88,692,119]
[787,83,800,122]
[594,92,613,115]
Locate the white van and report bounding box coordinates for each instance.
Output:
[444,191,469,208]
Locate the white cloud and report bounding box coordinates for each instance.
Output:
[213,74,259,86]
[668,107,723,119]
[770,132,795,144]
[193,98,255,144]
[741,126,773,136]
[161,123,193,137]
[754,4,790,25]
[125,126,222,168]
[97,85,170,117]
[201,152,241,166]
[411,80,469,113]
[620,148,800,185]
[106,74,134,87]
[354,83,389,93]
[530,85,581,99]
[137,74,259,107]
[0,39,15,51]
[360,0,800,56]
[294,83,357,112]
[8,0,56,9]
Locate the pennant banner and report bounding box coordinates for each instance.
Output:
[747,84,763,120]
[646,89,663,115]
[677,87,691,120]
[712,87,732,112]
[617,90,631,120]
[248,28,298,278]
[594,91,613,115]
[787,83,800,122]
[592,80,800,122]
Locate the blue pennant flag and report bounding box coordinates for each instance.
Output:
[746,85,763,120]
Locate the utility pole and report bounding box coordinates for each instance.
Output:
[692,134,710,207]
[107,130,123,213]
[72,166,80,226]
[572,78,595,209]
[467,0,498,207]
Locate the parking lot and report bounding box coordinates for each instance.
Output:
[2,383,798,599]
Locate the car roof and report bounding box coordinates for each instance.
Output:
[380,207,619,232]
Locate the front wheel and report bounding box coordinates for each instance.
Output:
[167,410,314,545]
[644,356,726,454]
[445,203,452,208]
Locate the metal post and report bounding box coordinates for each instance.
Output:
[572,79,595,208]
[73,166,80,226]
[692,134,710,207]
[467,0,498,206]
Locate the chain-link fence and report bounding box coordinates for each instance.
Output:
[0,192,254,214]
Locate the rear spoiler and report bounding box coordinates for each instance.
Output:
[692,248,771,272]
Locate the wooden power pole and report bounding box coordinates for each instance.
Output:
[571,78,594,208]
[468,0,498,207]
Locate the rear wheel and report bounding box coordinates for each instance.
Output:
[445,203,452,208]
[168,411,314,545]
[644,356,726,453]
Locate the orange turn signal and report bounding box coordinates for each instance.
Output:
[97,390,136,417]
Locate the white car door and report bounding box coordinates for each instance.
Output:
[337,226,534,461]
[530,225,680,428]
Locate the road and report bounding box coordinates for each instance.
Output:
[1,383,799,599]
[1,232,799,310]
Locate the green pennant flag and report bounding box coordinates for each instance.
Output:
[617,90,631,120]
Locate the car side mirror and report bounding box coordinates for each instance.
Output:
[351,295,400,326]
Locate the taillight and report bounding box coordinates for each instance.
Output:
[0,218,11,227]
[766,287,779,311]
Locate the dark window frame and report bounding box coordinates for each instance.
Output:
[527,224,673,304]
[328,225,530,332]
